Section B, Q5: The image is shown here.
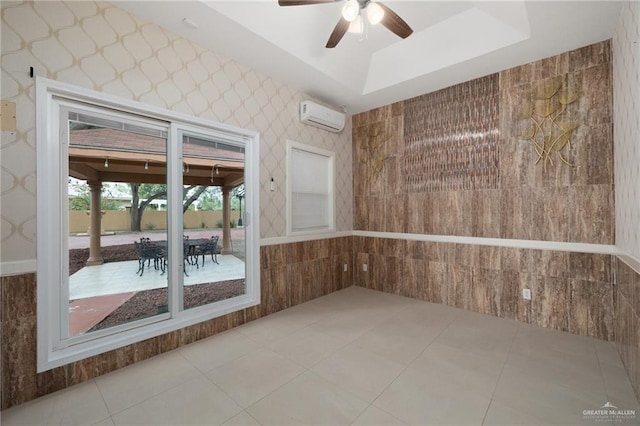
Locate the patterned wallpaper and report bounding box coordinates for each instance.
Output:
[613,1,640,260]
[0,0,353,265]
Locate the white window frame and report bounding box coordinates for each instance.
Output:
[36,77,260,372]
[286,140,335,236]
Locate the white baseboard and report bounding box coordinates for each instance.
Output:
[352,230,619,255]
[0,259,37,276]
[260,231,353,246]
[2,234,634,276]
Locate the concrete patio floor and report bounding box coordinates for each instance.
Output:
[70,255,246,300]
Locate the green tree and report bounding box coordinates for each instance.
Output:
[183,185,208,213]
[68,181,119,211]
[129,183,165,232]
[129,183,208,231]
[198,187,223,211]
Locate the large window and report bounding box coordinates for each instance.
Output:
[286,140,335,235]
[37,78,260,371]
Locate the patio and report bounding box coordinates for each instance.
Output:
[70,255,246,300]
[68,246,246,335]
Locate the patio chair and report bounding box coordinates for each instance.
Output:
[160,238,192,277]
[183,240,192,276]
[193,236,221,267]
[139,237,163,267]
[160,240,192,277]
[183,235,197,266]
[134,240,165,276]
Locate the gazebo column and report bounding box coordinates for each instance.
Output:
[221,186,232,255]
[86,180,104,266]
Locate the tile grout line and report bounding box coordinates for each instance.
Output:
[175,336,285,423]
[593,338,615,406]
[234,350,315,416]
[241,292,406,416]
[93,377,115,424]
[364,309,460,420]
[95,352,203,418]
[184,335,264,421]
[480,321,521,425]
[176,332,266,375]
[242,409,263,426]
[344,300,429,424]
[236,295,424,423]
[202,300,355,416]
[198,374,252,425]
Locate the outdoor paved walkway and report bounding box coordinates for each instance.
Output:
[69,292,136,336]
[68,229,246,249]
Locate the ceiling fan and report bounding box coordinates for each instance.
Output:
[278,0,413,48]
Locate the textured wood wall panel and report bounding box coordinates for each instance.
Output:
[615,259,640,402]
[353,236,614,341]
[404,74,500,192]
[353,41,613,243]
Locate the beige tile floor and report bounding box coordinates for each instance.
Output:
[3,286,639,425]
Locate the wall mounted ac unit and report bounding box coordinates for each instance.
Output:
[300,100,345,133]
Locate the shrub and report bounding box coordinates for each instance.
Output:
[215,219,223,228]
[230,219,237,228]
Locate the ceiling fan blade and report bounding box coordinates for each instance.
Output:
[378,3,413,39]
[278,0,336,6]
[326,17,349,48]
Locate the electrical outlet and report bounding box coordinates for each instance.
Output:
[522,288,531,300]
[343,263,348,272]
[363,264,368,272]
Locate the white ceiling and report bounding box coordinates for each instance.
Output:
[113,0,623,114]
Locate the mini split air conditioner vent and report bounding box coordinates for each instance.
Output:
[300,101,345,133]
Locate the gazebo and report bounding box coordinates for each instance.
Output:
[68,128,244,266]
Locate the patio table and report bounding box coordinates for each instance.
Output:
[150,238,213,271]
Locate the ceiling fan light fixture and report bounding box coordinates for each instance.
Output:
[342,0,359,22]
[366,2,384,25]
[280,0,413,48]
[348,14,364,34]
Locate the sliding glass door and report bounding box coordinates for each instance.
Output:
[179,132,246,311]
[65,108,169,338]
[37,78,260,371]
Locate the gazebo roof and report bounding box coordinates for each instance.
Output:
[68,128,244,187]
